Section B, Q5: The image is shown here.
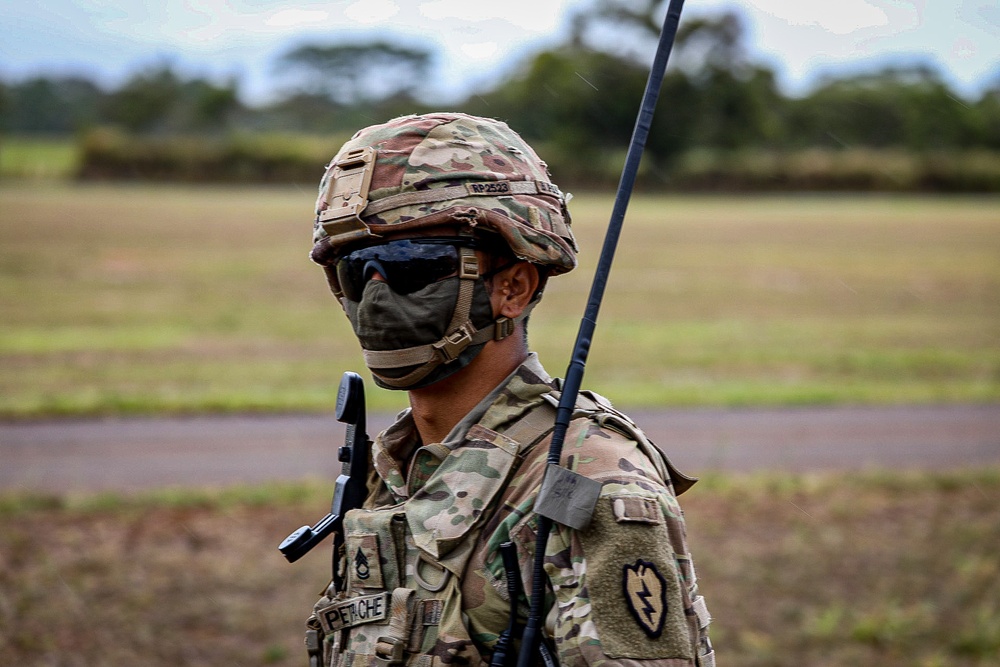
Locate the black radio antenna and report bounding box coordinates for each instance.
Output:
[515,2,688,665]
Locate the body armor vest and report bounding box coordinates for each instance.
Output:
[309,402,554,667]
[306,390,695,667]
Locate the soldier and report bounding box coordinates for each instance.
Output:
[305,112,714,667]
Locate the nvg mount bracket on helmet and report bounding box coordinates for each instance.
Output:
[318,146,377,246]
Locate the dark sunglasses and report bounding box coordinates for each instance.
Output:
[334,237,481,301]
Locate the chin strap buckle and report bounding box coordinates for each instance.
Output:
[433,324,476,362]
[494,316,515,341]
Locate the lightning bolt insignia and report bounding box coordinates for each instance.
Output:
[637,579,656,622]
[623,559,668,638]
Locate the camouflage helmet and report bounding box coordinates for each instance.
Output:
[310,112,577,274]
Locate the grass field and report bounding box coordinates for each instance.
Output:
[1,184,998,416]
[1,469,997,666]
[0,137,79,180]
[3,183,995,667]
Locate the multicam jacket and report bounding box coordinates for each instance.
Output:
[309,354,714,667]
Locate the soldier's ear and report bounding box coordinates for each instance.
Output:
[490,261,539,320]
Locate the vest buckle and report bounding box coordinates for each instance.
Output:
[374,636,406,667]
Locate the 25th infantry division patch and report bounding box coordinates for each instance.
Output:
[581,493,693,659]
[622,559,668,638]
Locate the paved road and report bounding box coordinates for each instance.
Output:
[2,405,998,493]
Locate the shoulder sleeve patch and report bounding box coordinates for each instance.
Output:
[579,495,694,661]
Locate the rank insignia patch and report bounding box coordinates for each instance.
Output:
[355,547,370,580]
[622,559,668,638]
[346,533,383,588]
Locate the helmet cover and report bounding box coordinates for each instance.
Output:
[311,112,577,274]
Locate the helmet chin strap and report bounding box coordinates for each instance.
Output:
[361,245,536,389]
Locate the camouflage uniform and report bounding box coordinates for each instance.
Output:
[306,113,714,666]
[309,355,714,666]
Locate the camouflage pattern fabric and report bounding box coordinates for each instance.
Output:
[310,354,714,667]
[311,113,578,275]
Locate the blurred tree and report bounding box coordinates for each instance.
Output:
[668,12,782,151]
[788,65,987,150]
[476,49,644,147]
[672,12,746,77]
[497,3,782,173]
[974,81,1000,149]
[104,66,183,132]
[462,47,649,183]
[569,0,749,77]
[257,92,343,133]
[103,65,246,133]
[0,76,104,133]
[276,41,433,105]
[0,82,7,132]
[187,78,241,130]
[569,0,666,60]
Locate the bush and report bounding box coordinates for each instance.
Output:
[668,148,1000,192]
[77,127,348,184]
[75,129,1000,192]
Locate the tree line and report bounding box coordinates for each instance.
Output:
[2,3,998,189]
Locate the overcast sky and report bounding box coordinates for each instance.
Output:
[2,0,998,103]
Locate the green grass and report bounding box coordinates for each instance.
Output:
[0,137,78,180]
[0,479,328,516]
[1,184,998,417]
[1,469,997,666]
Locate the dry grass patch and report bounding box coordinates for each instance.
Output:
[1,470,998,666]
[2,185,998,415]
[689,469,1000,666]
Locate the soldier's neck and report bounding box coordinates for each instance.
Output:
[407,338,527,446]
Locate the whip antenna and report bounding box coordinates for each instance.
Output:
[515,1,687,665]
